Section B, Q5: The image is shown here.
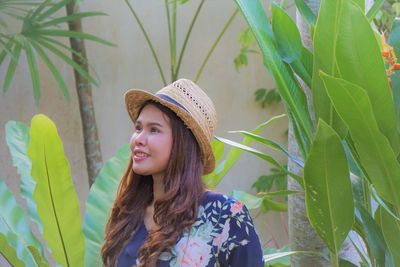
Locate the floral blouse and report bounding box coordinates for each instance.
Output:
[117,191,264,267]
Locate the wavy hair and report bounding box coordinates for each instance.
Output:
[101,101,205,266]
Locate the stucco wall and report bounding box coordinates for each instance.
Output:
[0,1,291,264]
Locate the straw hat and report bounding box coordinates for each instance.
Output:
[125,78,217,174]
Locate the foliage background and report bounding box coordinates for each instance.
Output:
[0,0,293,262]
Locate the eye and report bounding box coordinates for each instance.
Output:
[150,127,159,133]
[134,125,142,133]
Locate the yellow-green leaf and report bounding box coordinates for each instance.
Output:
[27,114,84,267]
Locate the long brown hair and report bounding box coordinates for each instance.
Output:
[101,101,205,266]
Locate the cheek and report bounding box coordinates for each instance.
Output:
[129,134,136,151]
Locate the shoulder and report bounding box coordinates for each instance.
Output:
[200,190,249,218]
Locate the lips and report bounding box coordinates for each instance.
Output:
[133,149,150,162]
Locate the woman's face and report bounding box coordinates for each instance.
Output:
[130,104,173,177]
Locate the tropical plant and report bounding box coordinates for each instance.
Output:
[124,0,239,84]
[0,0,112,102]
[0,0,115,185]
[234,21,282,109]
[0,114,130,266]
[205,0,400,266]
[1,113,295,267]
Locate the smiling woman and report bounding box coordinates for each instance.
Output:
[101,79,264,267]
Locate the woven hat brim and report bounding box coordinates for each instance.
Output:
[125,89,215,174]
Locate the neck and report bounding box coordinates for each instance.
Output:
[152,173,165,202]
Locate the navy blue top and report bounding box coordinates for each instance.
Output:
[117,191,264,267]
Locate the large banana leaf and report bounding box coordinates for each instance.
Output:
[335,0,399,153]
[203,114,286,188]
[321,73,400,209]
[83,144,131,267]
[0,179,48,266]
[304,119,354,254]
[27,114,85,267]
[377,207,400,266]
[235,0,313,154]
[5,121,42,234]
[311,0,346,137]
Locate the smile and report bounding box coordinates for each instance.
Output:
[133,151,150,162]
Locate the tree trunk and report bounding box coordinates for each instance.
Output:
[288,0,360,265]
[66,1,102,186]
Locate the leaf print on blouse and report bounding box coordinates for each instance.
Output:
[161,194,255,266]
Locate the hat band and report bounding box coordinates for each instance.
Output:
[156,93,189,112]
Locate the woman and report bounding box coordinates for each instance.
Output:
[101,79,264,266]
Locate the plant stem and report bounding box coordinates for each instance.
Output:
[125,0,166,85]
[170,0,177,81]
[66,1,102,186]
[194,8,238,83]
[165,0,172,83]
[330,251,339,267]
[174,0,205,80]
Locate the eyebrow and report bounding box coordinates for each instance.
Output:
[135,120,164,128]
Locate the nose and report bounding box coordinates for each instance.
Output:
[133,130,147,147]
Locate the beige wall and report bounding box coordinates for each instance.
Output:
[0,1,293,264]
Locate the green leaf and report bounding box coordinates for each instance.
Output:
[263,246,290,266]
[378,206,400,266]
[27,114,85,267]
[335,0,399,153]
[321,73,400,209]
[3,43,21,94]
[30,30,115,47]
[270,3,312,87]
[0,178,48,266]
[216,136,284,172]
[252,172,287,192]
[28,0,53,21]
[0,220,29,267]
[271,3,302,64]
[231,130,303,167]
[312,0,347,137]
[36,39,98,86]
[203,114,286,188]
[31,41,70,101]
[38,12,107,29]
[5,121,43,236]
[235,0,313,152]
[231,190,263,209]
[304,119,354,253]
[289,47,312,87]
[33,0,68,21]
[261,197,288,212]
[27,245,50,267]
[83,144,131,267]
[211,139,224,164]
[0,40,12,66]
[264,251,322,264]
[294,0,316,26]
[351,0,364,11]
[25,42,41,104]
[339,259,358,267]
[366,0,385,21]
[354,204,387,267]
